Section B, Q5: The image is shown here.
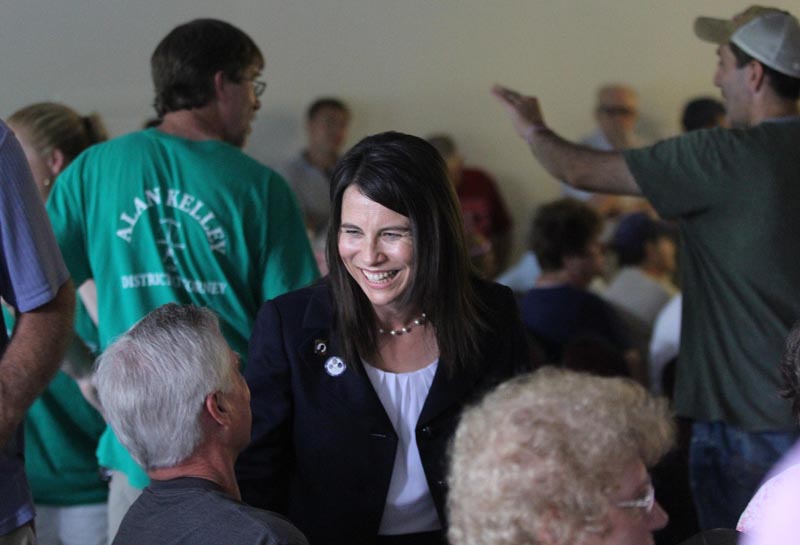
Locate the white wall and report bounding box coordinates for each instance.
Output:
[3,1,795,259]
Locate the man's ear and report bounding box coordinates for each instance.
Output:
[205,391,228,426]
[748,60,767,93]
[213,70,227,99]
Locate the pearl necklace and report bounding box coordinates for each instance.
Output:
[378,313,427,336]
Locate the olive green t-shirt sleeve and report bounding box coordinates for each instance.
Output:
[624,128,736,219]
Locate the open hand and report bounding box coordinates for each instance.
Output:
[491,84,546,139]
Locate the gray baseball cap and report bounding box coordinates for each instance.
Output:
[694,6,800,78]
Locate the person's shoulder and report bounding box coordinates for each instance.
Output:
[737,451,800,535]
[519,285,549,307]
[759,116,800,129]
[235,148,276,173]
[0,121,27,172]
[606,266,648,291]
[752,117,800,144]
[232,503,309,545]
[0,119,12,145]
[271,280,328,305]
[274,152,311,187]
[195,145,297,201]
[472,277,521,325]
[198,489,309,545]
[645,125,744,154]
[580,287,614,308]
[261,280,331,328]
[472,276,514,302]
[281,151,308,172]
[100,129,152,148]
[69,130,150,165]
[208,142,279,177]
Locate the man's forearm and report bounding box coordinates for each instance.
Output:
[0,280,75,446]
[524,128,641,196]
[492,84,642,196]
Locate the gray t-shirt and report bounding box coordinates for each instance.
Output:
[603,266,677,326]
[278,152,332,236]
[113,477,309,545]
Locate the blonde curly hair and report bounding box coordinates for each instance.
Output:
[447,367,674,545]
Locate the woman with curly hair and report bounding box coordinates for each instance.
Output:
[448,367,674,545]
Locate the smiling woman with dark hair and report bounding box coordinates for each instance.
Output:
[236,131,530,545]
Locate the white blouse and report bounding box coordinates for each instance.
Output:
[363,359,442,535]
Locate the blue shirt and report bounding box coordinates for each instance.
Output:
[520,285,631,357]
[0,121,69,534]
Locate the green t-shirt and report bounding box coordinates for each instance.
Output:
[625,119,800,431]
[4,302,107,505]
[47,129,319,488]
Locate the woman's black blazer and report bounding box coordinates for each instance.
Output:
[236,278,530,545]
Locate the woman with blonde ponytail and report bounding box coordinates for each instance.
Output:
[9,103,107,199]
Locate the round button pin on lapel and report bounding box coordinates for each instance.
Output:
[324,356,346,377]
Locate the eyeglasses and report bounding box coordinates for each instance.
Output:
[597,105,637,117]
[251,79,267,98]
[616,483,655,514]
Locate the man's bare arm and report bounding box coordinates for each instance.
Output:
[491,84,641,196]
[0,280,75,447]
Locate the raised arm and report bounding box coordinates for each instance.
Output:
[491,85,641,196]
[0,280,75,447]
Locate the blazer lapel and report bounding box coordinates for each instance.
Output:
[417,361,481,426]
[297,286,392,428]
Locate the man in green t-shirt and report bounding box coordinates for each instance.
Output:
[492,6,800,530]
[46,18,318,541]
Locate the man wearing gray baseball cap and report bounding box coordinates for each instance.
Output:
[493,5,800,531]
[695,6,800,126]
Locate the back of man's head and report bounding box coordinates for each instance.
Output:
[681,97,727,131]
[151,19,263,117]
[95,304,233,470]
[530,198,602,272]
[695,7,800,100]
[611,212,675,268]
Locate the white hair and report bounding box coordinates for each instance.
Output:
[448,367,674,545]
[94,304,233,469]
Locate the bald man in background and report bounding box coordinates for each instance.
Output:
[564,84,650,217]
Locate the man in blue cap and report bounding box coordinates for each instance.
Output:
[605,212,678,329]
